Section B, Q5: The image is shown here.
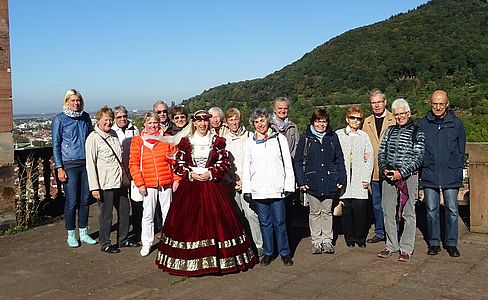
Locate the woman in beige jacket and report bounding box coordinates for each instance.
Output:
[85,106,131,254]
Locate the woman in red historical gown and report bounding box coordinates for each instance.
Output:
[155,110,257,276]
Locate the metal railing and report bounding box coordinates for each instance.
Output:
[14,147,63,227]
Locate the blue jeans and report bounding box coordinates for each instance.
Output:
[424,188,459,247]
[63,166,90,230]
[371,181,384,239]
[254,199,291,257]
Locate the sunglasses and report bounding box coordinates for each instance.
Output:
[173,115,187,121]
[156,109,168,115]
[116,115,128,119]
[348,116,363,121]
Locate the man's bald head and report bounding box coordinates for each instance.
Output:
[430,90,449,118]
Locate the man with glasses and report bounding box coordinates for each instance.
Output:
[111,105,142,247]
[417,90,466,257]
[363,89,396,244]
[377,99,425,263]
[153,101,172,133]
[151,101,172,232]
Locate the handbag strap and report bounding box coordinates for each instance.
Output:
[97,132,125,171]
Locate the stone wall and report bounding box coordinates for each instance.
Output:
[0,0,15,220]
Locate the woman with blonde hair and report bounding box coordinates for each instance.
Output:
[129,111,180,257]
[52,89,97,248]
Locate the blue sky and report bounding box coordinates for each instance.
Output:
[9,0,428,114]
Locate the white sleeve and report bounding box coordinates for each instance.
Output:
[279,134,296,192]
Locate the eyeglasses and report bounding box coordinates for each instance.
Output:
[393,112,410,118]
[314,120,328,124]
[348,116,363,121]
[173,115,186,121]
[156,109,168,115]
[116,115,128,119]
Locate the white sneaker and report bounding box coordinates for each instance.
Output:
[140,245,151,257]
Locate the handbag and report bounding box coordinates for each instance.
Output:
[97,133,131,188]
[333,201,344,217]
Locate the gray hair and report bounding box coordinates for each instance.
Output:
[369,89,386,101]
[391,98,410,113]
[152,101,168,111]
[208,107,224,121]
[249,108,269,128]
[113,105,128,115]
[272,96,290,108]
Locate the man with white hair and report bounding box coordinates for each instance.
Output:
[377,98,425,263]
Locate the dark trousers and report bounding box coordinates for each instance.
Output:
[130,199,143,242]
[98,188,130,248]
[342,198,368,245]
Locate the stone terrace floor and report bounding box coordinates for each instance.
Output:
[0,203,487,300]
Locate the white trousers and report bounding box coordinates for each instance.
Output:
[141,187,172,247]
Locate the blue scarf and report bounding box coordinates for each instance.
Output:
[310,125,326,141]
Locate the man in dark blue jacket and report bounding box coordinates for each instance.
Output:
[417,90,466,257]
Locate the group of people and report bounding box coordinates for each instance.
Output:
[51,87,465,277]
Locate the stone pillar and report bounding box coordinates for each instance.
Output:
[0,0,14,228]
[467,143,488,233]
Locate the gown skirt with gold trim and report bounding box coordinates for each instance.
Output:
[155,180,257,276]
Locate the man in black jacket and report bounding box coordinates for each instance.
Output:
[417,90,466,257]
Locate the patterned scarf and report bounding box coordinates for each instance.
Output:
[253,128,273,144]
[141,130,159,149]
[271,114,291,132]
[63,108,84,118]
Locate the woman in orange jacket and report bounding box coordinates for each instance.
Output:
[129,111,180,257]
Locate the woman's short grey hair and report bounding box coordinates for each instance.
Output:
[391,98,410,112]
[208,107,224,121]
[113,105,128,115]
[249,108,269,128]
[272,96,290,108]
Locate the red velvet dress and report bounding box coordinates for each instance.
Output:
[155,134,257,276]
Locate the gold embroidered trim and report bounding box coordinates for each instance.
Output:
[160,232,248,250]
[156,247,256,272]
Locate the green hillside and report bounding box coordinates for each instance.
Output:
[182,0,488,141]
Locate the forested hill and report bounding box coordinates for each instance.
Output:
[182,0,488,141]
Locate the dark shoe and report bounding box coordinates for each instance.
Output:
[398,252,410,262]
[367,235,385,243]
[357,242,366,248]
[281,255,294,266]
[101,244,121,254]
[120,240,141,248]
[377,248,393,258]
[346,242,355,248]
[260,255,273,266]
[427,246,441,256]
[446,246,460,257]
